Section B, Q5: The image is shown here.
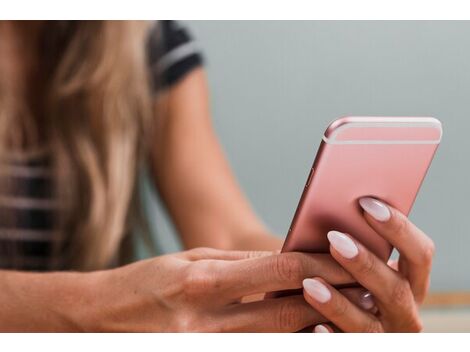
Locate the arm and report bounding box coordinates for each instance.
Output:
[0,250,359,332]
[0,269,101,331]
[150,68,282,251]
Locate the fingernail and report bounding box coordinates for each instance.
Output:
[303,278,331,303]
[359,197,391,222]
[314,324,330,333]
[327,231,359,259]
[360,291,375,310]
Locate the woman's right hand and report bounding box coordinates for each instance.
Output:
[81,247,373,332]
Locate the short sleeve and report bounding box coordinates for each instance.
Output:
[146,20,204,91]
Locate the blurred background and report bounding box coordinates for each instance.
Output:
[139,21,470,331]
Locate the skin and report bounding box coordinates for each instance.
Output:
[0,249,356,332]
[0,22,434,332]
[150,67,282,251]
[305,205,434,333]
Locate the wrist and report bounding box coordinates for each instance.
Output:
[40,270,112,332]
[63,269,117,332]
[0,269,107,331]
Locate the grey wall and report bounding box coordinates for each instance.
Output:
[143,21,470,291]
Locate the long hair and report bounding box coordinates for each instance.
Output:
[0,21,154,270]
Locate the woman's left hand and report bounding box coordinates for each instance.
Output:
[302,197,435,333]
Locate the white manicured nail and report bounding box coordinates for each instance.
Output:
[314,324,330,333]
[303,278,331,303]
[359,197,391,222]
[360,291,375,310]
[327,231,359,259]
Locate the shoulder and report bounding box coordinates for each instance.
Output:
[147,20,204,90]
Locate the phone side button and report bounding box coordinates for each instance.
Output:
[306,168,314,187]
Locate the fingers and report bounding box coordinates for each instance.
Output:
[183,247,274,261]
[359,197,435,265]
[326,231,421,329]
[359,197,435,301]
[224,295,326,332]
[327,230,399,301]
[303,278,382,333]
[222,252,355,299]
[241,287,375,310]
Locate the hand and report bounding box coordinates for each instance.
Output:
[302,197,434,333]
[85,247,370,332]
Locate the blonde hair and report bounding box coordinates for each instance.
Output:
[0,21,154,270]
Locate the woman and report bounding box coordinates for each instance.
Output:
[0,20,434,332]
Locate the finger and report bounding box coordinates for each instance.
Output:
[358,197,434,265]
[223,295,326,332]
[326,231,418,321]
[222,252,355,299]
[359,197,435,301]
[266,288,374,310]
[183,247,274,261]
[303,278,382,333]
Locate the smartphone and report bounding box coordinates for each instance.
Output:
[281,116,442,262]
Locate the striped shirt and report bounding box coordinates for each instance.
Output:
[0,21,203,271]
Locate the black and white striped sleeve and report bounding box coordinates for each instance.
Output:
[147,20,204,91]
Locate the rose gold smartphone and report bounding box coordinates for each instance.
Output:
[282,116,442,261]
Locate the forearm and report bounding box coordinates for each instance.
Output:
[231,229,284,252]
[0,269,105,332]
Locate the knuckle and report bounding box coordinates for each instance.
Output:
[421,240,436,266]
[389,279,412,306]
[182,261,220,297]
[175,314,222,333]
[276,299,304,331]
[323,256,353,283]
[357,252,377,277]
[174,314,198,332]
[363,319,383,333]
[273,253,305,284]
[331,297,349,318]
[390,214,410,237]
